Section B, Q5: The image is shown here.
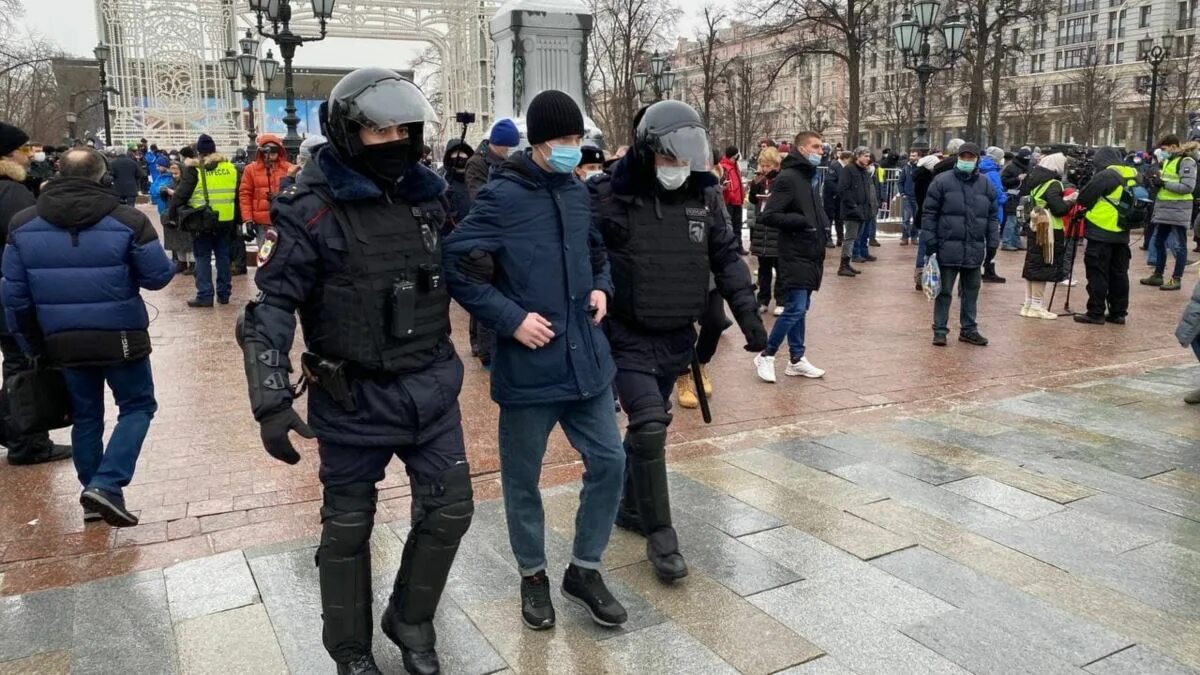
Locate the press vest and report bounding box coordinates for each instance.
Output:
[304,189,451,373]
[1085,165,1137,233]
[187,161,238,221]
[1030,180,1064,231]
[609,194,712,332]
[1157,157,1192,201]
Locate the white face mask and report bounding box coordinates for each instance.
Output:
[656,165,689,190]
[584,170,603,181]
[32,152,46,163]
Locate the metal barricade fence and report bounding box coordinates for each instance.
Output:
[743,165,903,224]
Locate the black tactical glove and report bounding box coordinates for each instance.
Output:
[241,221,257,243]
[259,407,315,465]
[459,249,495,284]
[737,313,769,352]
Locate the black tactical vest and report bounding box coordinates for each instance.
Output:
[609,194,711,332]
[306,191,451,373]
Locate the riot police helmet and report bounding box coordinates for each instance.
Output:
[635,100,713,172]
[323,67,438,159]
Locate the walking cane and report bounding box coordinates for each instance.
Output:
[1048,213,1083,316]
[690,352,712,424]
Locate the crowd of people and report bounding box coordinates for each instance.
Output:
[2,66,1200,675]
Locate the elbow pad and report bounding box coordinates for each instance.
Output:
[239,304,296,421]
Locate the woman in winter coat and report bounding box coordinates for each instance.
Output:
[1018,153,1075,319]
[151,161,193,274]
[1175,269,1200,404]
[748,147,782,313]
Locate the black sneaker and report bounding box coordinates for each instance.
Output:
[1105,314,1126,325]
[6,443,71,466]
[336,654,382,675]
[561,565,627,627]
[1073,313,1105,325]
[186,298,213,308]
[217,297,230,305]
[82,507,102,523]
[932,334,948,346]
[958,332,989,347]
[520,571,556,630]
[80,488,139,527]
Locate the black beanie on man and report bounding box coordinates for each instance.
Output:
[0,123,30,157]
[526,90,585,146]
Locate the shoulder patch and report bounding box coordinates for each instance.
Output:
[257,228,279,267]
[685,207,711,218]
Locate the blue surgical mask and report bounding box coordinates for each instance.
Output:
[540,143,582,174]
[806,153,822,166]
[1155,148,1170,162]
[955,159,976,174]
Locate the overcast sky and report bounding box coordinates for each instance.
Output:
[17,0,714,68]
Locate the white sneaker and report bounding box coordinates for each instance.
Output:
[785,356,826,378]
[1029,305,1057,319]
[1019,304,1032,318]
[773,306,785,317]
[754,354,777,383]
[1059,279,1078,287]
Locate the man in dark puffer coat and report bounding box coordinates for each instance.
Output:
[921,142,999,347]
[3,148,174,526]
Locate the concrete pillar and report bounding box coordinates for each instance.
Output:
[490,0,592,122]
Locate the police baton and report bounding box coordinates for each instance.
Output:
[690,352,712,424]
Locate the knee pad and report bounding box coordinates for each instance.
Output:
[319,482,377,559]
[410,463,474,545]
[626,421,667,461]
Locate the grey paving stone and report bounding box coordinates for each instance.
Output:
[749,582,969,675]
[1084,645,1200,675]
[774,655,859,674]
[175,604,288,675]
[71,570,177,675]
[1119,541,1200,590]
[0,587,74,663]
[440,526,524,611]
[601,622,738,674]
[1109,376,1195,395]
[671,513,803,597]
[738,525,862,579]
[872,547,1133,666]
[940,476,1065,520]
[164,550,260,623]
[902,608,1085,675]
[763,438,860,473]
[1069,493,1200,553]
[667,472,786,537]
[372,589,508,675]
[813,433,974,485]
[831,463,1016,531]
[786,563,955,629]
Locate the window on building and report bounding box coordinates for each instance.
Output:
[1011,28,1020,44]
[959,94,969,108]
[1007,55,1019,75]
[1030,53,1046,72]
[1106,43,1115,63]
[1007,87,1018,102]
[1116,42,1125,62]
[1139,5,1151,27]
[870,76,877,92]
[871,51,878,68]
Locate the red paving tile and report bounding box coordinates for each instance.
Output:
[0,208,1195,594]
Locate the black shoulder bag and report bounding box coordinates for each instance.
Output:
[178,166,221,234]
[4,358,73,436]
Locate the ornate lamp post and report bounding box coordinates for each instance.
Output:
[248,0,336,154]
[221,30,279,151]
[892,0,967,152]
[634,50,677,102]
[65,112,78,143]
[1142,43,1170,152]
[93,43,113,147]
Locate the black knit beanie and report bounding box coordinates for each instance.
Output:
[526,90,584,146]
[0,123,30,157]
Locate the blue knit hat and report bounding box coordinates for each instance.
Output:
[489,119,520,147]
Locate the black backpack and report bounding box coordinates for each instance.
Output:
[1102,177,1147,230]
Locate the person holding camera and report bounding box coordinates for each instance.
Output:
[1075,146,1141,324]
[238,134,293,247]
[237,68,472,674]
[168,134,237,308]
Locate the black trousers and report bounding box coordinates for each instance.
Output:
[696,289,731,365]
[1082,240,1130,320]
[728,205,744,251]
[756,256,780,306]
[0,335,53,458]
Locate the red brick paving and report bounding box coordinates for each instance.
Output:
[0,208,1194,594]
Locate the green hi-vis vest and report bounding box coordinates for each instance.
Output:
[1030,179,1064,231]
[187,161,238,222]
[1085,165,1137,233]
[1157,157,1192,202]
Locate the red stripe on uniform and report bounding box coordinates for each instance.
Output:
[305,206,331,230]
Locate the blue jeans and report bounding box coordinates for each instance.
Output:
[854,216,875,258]
[901,197,916,240]
[1001,214,1022,249]
[764,289,811,361]
[63,358,157,494]
[193,230,232,302]
[498,392,625,575]
[1153,224,1188,279]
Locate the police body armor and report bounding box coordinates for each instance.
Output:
[305,189,451,373]
[609,196,711,332]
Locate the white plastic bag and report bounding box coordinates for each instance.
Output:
[922,253,941,301]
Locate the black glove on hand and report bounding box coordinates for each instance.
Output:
[738,314,769,352]
[925,243,939,259]
[241,221,257,243]
[259,408,315,465]
[459,249,495,284]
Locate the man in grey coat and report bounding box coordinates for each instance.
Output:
[921,142,999,347]
[1140,135,1197,291]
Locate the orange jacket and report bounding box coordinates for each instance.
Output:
[238,134,293,225]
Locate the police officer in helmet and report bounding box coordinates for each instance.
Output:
[590,100,767,581]
[237,67,472,675]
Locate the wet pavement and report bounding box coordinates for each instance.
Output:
[0,206,1195,667]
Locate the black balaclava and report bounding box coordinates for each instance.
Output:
[353,122,424,186]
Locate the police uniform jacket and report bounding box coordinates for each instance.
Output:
[590,155,758,378]
[443,151,616,407]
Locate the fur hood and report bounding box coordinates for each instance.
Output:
[0,158,27,183]
[198,153,228,171]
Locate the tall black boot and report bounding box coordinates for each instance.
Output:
[317,483,381,674]
[626,424,687,582]
[981,261,1007,283]
[614,454,643,534]
[383,464,474,675]
[837,256,856,277]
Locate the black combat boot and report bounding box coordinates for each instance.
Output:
[614,456,643,534]
[337,654,382,675]
[837,256,856,277]
[317,485,377,674]
[626,425,688,582]
[981,262,1006,283]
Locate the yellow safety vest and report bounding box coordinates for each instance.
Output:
[1157,157,1192,202]
[1085,165,1137,233]
[1030,179,1064,231]
[187,160,238,222]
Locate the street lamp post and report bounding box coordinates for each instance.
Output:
[634,50,677,103]
[1143,44,1170,153]
[248,0,336,155]
[93,43,113,147]
[892,0,967,152]
[66,112,78,143]
[221,30,279,152]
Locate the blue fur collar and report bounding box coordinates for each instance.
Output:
[312,144,447,203]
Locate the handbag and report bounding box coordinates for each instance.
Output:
[4,360,73,436]
[178,167,221,234]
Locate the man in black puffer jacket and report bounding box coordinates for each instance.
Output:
[921,142,999,347]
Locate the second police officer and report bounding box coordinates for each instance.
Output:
[237,68,472,675]
[590,100,767,581]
